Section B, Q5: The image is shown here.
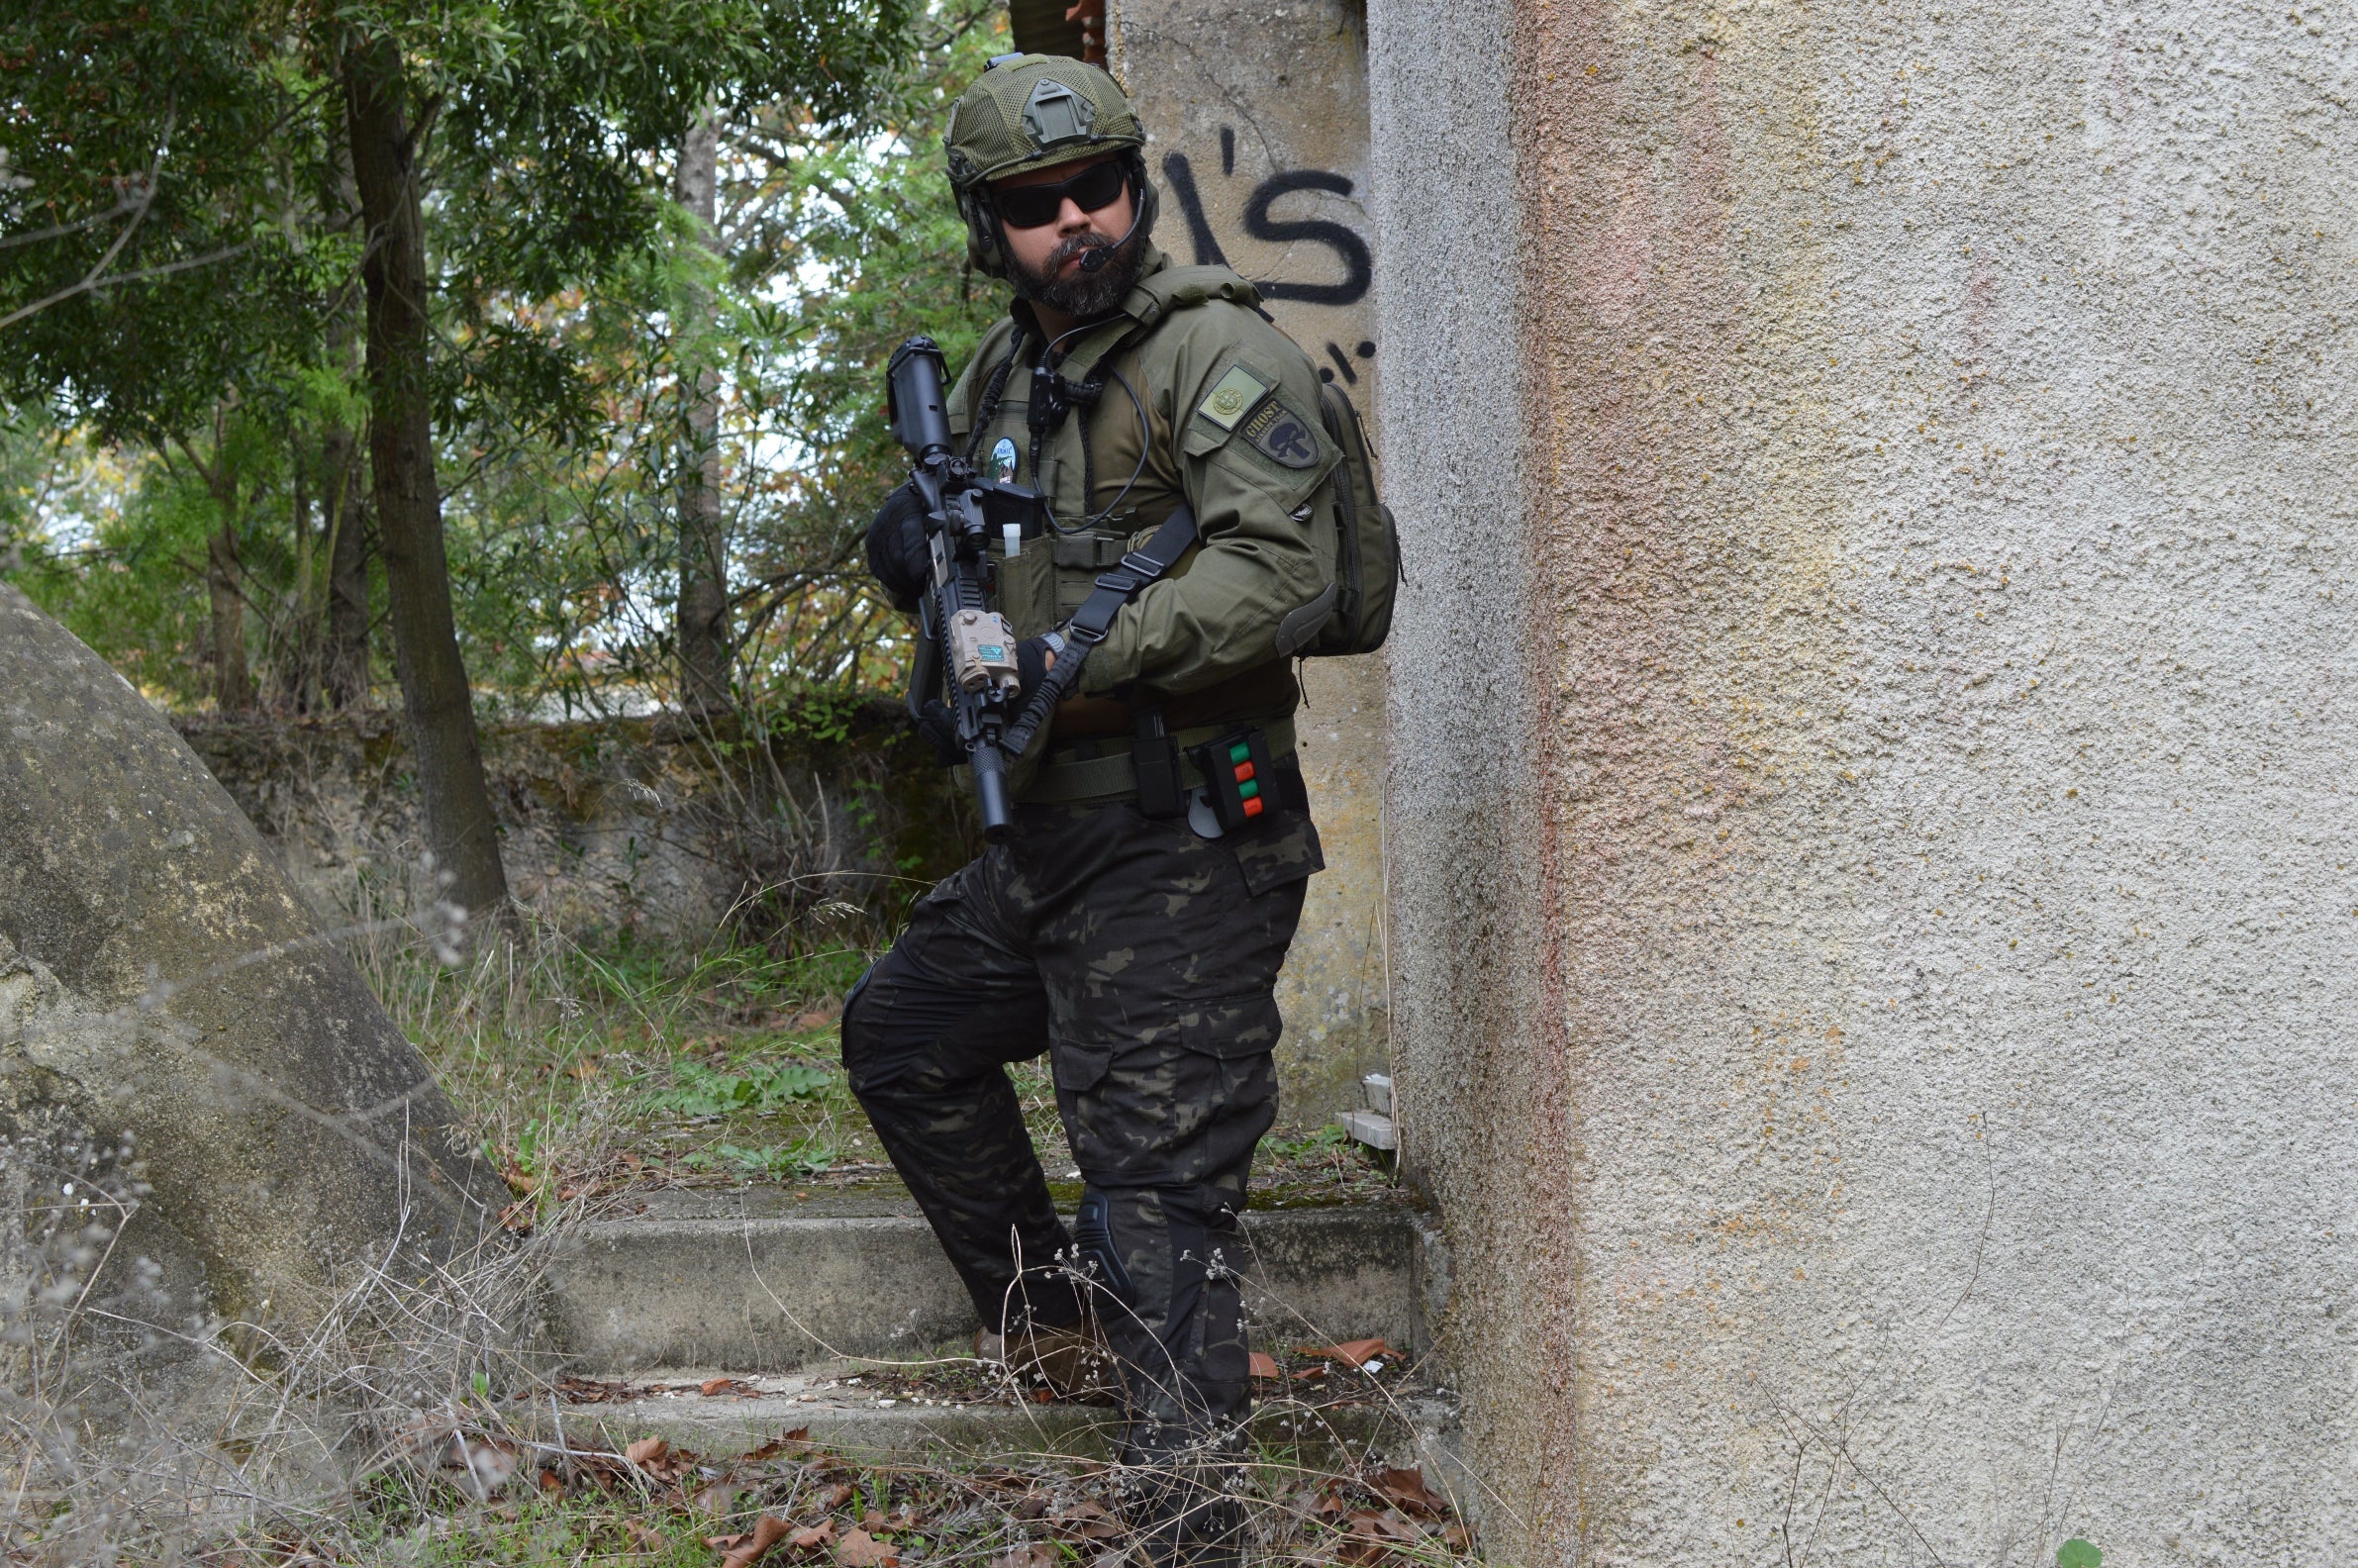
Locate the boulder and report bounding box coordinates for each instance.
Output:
[0,584,504,1360]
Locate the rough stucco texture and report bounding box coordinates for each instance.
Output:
[1374,1,2357,1561]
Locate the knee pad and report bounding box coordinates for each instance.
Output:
[1073,1185,1138,1307]
[836,963,880,1079]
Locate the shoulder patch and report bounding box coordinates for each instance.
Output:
[1197,364,1273,432]
[1239,398,1324,469]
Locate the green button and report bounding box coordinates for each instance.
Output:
[1228,742,1250,763]
[1238,779,1259,800]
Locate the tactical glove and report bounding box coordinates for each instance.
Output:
[913,699,964,767]
[1014,631,1065,709]
[865,482,931,611]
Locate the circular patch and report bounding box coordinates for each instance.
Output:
[989,437,1020,484]
[1210,387,1245,418]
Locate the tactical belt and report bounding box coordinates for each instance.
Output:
[1025,718,1298,807]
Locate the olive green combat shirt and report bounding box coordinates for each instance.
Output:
[945,245,1342,768]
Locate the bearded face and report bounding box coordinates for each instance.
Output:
[1005,226,1146,321]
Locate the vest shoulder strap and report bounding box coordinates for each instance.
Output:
[1061,265,1264,383]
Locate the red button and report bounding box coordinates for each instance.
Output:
[1242,796,1264,818]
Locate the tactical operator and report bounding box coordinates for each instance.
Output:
[840,52,1346,1568]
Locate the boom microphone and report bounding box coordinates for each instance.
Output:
[1077,168,1144,273]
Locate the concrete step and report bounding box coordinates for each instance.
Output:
[519,1360,1461,1474]
[535,1191,1449,1376]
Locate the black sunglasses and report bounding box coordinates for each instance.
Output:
[993,159,1130,230]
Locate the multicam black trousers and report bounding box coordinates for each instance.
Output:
[840,765,1321,1565]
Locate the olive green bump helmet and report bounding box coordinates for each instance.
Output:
[944,53,1158,279]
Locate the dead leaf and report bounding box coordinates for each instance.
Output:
[702,1376,755,1397]
[1372,1467,1447,1519]
[627,1437,670,1467]
[789,1521,837,1552]
[808,1481,853,1513]
[720,1515,792,1568]
[833,1526,899,1568]
[1248,1352,1281,1380]
[625,1519,669,1552]
[1440,1523,1472,1552]
[1052,1500,1122,1541]
[696,1479,738,1516]
[537,1467,566,1497]
[442,1435,520,1500]
[1293,1337,1393,1369]
[740,1426,813,1462]
[498,1199,535,1233]
[988,1545,1058,1568]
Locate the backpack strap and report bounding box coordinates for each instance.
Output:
[1056,263,1264,384]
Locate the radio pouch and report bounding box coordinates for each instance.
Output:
[1187,728,1276,833]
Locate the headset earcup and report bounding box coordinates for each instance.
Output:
[960,186,1009,279]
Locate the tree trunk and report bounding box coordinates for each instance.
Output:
[673,109,732,717]
[205,503,250,712]
[320,140,373,711]
[342,34,509,917]
[284,436,316,713]
[321,423,372,709]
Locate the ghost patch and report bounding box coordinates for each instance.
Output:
[988,437,1020,483]
[1239,399,1322,468]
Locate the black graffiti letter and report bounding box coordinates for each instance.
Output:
[1158,153,1231,269]
[1244,170,1372,307]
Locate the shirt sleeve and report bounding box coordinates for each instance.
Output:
[1079,329,1340,696]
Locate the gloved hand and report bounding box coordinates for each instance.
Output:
[1014,631,1064,708]
[913,699,963,767]
[865,482,930,610]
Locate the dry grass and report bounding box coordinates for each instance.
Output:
[1,880,1428,1565]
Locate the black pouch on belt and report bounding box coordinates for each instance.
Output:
[1132,705,1186,819]
[1187,727,1277,833]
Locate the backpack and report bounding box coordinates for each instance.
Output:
[1304,381,1398,657]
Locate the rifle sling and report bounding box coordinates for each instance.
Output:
[1001,505,1198,752]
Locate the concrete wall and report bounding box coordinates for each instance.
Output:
[175,708,968,950]
[1109,0,1392,1125]
[1371,0,2358,1560]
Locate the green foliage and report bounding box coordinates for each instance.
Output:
[429,0,1012,713]
[0,0,339,442]
[682,1136,836,1177]
[4,0,947,718]
[641,1059,835,1118]
[2057,1539,2102,1568]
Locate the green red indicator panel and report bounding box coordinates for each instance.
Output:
[1192,729,1277,832]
